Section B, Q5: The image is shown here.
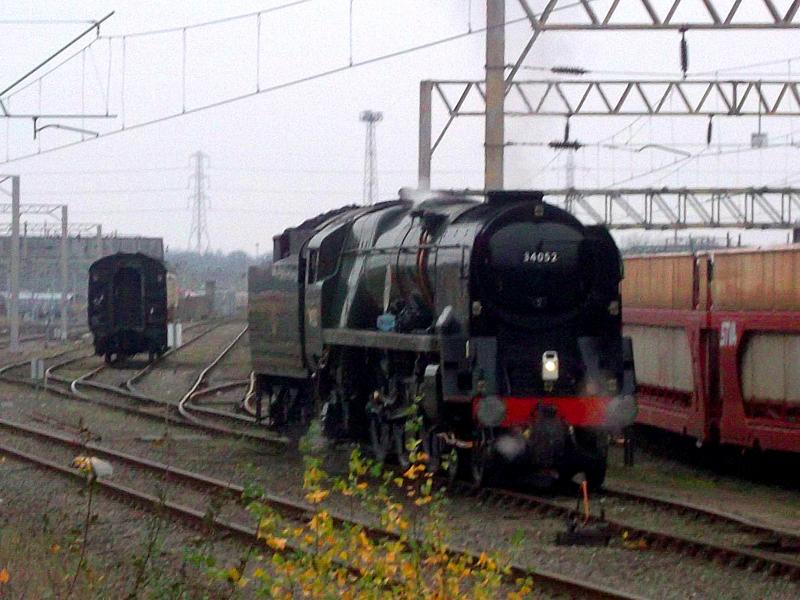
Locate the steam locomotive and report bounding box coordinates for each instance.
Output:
[88,253,175,363]
[249,189,636,488]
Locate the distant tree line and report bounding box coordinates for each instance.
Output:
[165,249,268,293]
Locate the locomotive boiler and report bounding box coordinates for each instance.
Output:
[88,252,173,363]
[249,189,636,488]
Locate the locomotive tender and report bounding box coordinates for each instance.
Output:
[88,252,174,363]
[249,189,636,488]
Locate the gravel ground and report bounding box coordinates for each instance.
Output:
[5,326,800,599]
[0,453,255,599]
[132,321,247,404]
[207,329,252,383]
[547,488,799,556]
[606,444,800,533]
[3,383,800,599]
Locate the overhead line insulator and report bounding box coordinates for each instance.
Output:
[680,30,689,79]
[551,66,588,75]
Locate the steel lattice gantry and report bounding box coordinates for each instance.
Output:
[512,0,800,32]
[434,0,800,190]
[0,222,100,236]
[431,79,800,118]
[508,0,800,82]
[543,187,800,229]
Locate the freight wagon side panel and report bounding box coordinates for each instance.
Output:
[712,247,800,311]
[622,254,695,309]
[248,262,307,379]
[623,325,693,393]
[740,332,800,414]
[622,303,712,441]
[712,312,800,452]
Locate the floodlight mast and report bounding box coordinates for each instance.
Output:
[360,110,383,205]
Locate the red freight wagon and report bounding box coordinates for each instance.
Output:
[622,246,800,453]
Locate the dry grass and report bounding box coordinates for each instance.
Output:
[0,523,98,599]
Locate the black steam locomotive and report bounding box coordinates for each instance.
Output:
[88,253,171,363]
[249,190,636,488]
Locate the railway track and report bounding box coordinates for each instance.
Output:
[601,483,800,546]
[0,321,286,446]
[455,483,800,581]
[178,325,257,425]
[71,323,285,444]
[0,416,640,600]
[4,324,798,592]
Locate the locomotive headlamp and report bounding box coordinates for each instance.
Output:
[542,351,559,381]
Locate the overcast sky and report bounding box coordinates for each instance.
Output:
[2,1,799,253]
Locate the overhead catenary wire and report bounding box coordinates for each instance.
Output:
[0,19,101,25]
[0,0,589,165]
[0,12,114,99]
[101,0,314,39]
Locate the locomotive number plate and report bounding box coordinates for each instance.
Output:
[523,251,558,264]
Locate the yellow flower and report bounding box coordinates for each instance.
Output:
[256,516,275,539]
[253,567,266,579]
[305,489,329,504]
[402,466,417,480]
[475,551,498,571]
[72,456,93,473]
[356,482,368,490]
[0,568,9,584]
[266,535,287,551]
[226,567,241,583]
[414,496,432,506]
[49,543,61,554]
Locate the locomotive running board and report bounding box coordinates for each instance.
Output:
[322,328,438,353]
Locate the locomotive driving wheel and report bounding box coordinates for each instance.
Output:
[470,429,496,488]
[421,425,442,473]
[368,414,391,462]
